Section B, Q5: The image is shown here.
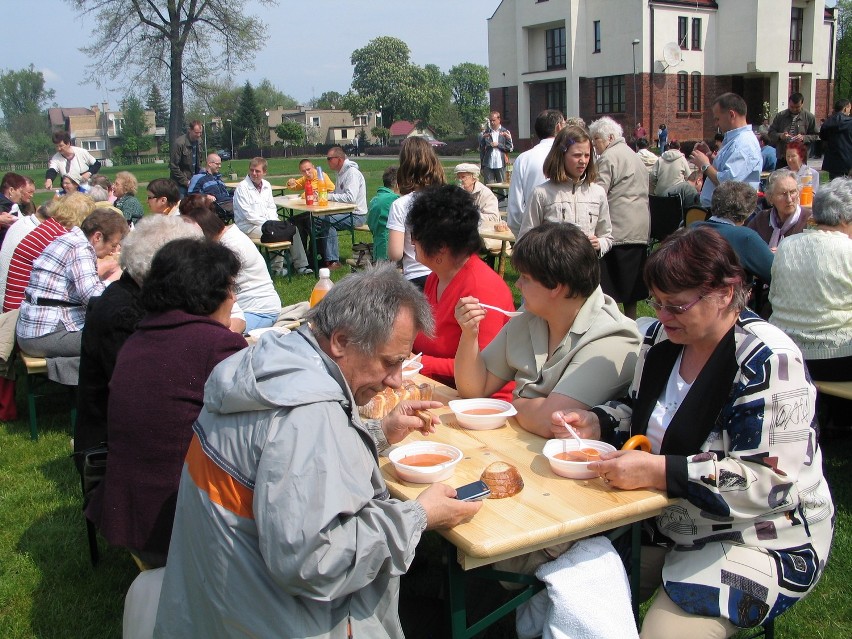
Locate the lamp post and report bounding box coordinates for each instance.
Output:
[226,118,234,177]
[202,112,208,157]
[631,39,640,134]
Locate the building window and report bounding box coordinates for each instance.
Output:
[677,72,688,112]
[678,17,688,49]
[82,140,105,151]
[310,116,320,127]
[353,115,368,126]
[593,21,601,53]
[691,18,702,50]
[789,76,801,96]
[691,72,702,111]
[595,76,626,114]
[546,27,566,70]
[340,129,348,139]
[502,87,510,116]
[545,81,567,116]
[790,7,804,62]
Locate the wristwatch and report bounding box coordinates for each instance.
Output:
[700,163,710,173]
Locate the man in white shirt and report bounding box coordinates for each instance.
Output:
[479,111,514,186]
[233,157,312,276]
[507,110,564,235]
[322,146,367,270]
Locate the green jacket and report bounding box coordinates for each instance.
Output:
[367,187,399,261]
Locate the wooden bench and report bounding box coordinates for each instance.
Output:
[813,380,852,401]
[19,352,76,440]
[250,238,292,281]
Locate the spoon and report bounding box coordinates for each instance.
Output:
[402,352,423,369]
[559,414,586,450]
[479,303,522,318]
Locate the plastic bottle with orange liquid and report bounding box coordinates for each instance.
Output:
[309,268,333,307]
[316,167,329,206]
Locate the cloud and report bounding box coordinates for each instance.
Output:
[41,67,60,82]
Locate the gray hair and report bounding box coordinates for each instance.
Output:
[588,116,623,142]
[308,262,434,353]
[89,185,110,202]
[711,181,757,224]
[120,215,203,284]
[813,177,852,226]
[766,168,797,197]
[565,116,586,129]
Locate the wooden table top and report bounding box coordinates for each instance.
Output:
[380,376,672,569]
[486,182,511,190]
[272,197,356,215]
[479,227,516,242]
[224,182,289,191]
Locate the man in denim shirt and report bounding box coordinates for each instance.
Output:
[690,93,762,208]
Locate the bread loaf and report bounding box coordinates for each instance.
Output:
[358,381,433,420]
[480,461,524,498]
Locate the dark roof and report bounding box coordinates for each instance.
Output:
[48,107,96,128]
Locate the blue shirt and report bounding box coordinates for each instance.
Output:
[700,124,762,207]
[761,145,777,172]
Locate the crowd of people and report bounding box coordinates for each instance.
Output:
[0,90,847,639]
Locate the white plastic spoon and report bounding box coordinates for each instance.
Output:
[479,303,522,318]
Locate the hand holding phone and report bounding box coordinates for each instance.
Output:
[454,480,491,502]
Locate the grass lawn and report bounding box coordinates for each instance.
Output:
[1,158,850,637]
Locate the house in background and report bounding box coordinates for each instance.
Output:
[387,120,440,145]
[266,106,382,146]
[487,0,836,146]
[48,103,163,160]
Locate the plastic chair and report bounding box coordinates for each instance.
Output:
[684,206,711,226]
[648,195,684,251]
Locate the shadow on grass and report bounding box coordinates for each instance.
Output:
[14,453,137,639]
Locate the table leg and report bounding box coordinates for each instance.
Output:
[498,241,507,277]
[309,213,319,274]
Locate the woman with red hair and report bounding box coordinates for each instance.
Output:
[784,139,820,197]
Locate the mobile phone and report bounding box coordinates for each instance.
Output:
[455,480,491,502]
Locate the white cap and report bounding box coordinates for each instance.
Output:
[318,268,331,278]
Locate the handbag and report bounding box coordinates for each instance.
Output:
[77,445,108,508]
[260,220,297,243]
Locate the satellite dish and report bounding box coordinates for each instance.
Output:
[662,42,683,70]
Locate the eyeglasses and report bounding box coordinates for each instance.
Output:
[646,295,705,315]
[326,156,338,161]
[776,189,799,200]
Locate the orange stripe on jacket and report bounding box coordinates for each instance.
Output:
[186,434,255,520]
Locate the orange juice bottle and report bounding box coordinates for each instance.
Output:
[799,173,813,207]
[309,268,333,307]
[317,167,329,206]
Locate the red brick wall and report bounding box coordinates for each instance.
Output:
[815,79,834,119]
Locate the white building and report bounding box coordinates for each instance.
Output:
[487,0,837,145]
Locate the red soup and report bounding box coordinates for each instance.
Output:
[462,408,504,415]
[398,453,452,467]
[554,448,601,462]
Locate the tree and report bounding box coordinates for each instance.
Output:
[371,126,390,145]
[347,37,421,125]
[0,64,56,124]
[836,1,852,102]
[67,0,276,144]
[275,120,306,151]
[312,91,344,110]
[254,78,297,111]
[233,82,264,148]
[0,131,19,162]
[146,85,169,128]
[408,64,452,130]
[119,95,154,163]
[448,63,490,135]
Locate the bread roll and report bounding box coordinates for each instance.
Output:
[481,461,524,498]
[358,381,433,420]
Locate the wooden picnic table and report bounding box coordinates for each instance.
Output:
[381,375,672,637]
[479,226,515,277]
[273,197,358,273]
[225,182,288,196]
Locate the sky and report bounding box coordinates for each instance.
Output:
[3,0,503,111]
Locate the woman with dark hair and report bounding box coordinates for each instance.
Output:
[87,238,247,567]
[386,137,447,288]
[559,226,834,637]
[59,175,80,196]
[454,222,640,436]
[180,197,281,332]
[518,125,613,254]
[409,185,514,400]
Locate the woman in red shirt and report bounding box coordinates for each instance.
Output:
[409,184,515,400]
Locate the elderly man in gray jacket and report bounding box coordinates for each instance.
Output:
[154,263,480,639]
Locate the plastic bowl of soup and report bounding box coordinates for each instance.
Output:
[448,399,517,430]
[402,361,423,378]
[543,439,616,479]
[388,441,464,483]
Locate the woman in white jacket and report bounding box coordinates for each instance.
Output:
[518,125,613,256]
